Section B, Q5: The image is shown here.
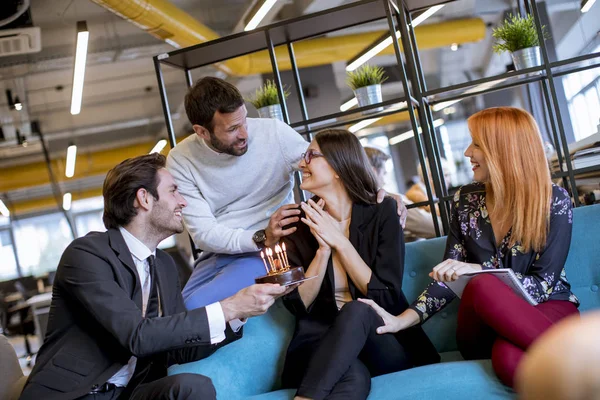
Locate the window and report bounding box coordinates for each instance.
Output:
[563,45,600,142]
[75,211,105,238]
[0,229,19,280]
[13,213,74,277]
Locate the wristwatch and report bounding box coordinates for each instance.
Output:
[252,229,267,249]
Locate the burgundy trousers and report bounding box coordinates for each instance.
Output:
[456,274,579,388]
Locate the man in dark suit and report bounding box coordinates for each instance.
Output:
[19,153,288,400]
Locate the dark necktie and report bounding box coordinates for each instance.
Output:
[145,255,159,318]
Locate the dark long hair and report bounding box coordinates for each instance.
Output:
[102,153,166,229]
[315,129,378,204]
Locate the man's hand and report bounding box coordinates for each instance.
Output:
[376,189,408,229]
[265,204,301,247]
[220,284,288,322]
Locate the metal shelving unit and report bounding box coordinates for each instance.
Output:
[154,0,597,243]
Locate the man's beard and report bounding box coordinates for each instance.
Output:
[209,132,248,156]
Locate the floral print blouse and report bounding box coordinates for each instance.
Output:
[409,182,580,322]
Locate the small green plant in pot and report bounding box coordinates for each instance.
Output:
[247,80,290,121]
[346,64,388,113]
[492,14,548,71]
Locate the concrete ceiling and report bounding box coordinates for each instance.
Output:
[0,0,596,215]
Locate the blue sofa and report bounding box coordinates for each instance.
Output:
[169,203,600,399]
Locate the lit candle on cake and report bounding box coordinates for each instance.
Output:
[275,245,285,272]
[281,242,290,269]
[260,251,270,274]
[267,248,276,271]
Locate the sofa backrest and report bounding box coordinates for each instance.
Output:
[168,203,600,399]
[561,203,600,312]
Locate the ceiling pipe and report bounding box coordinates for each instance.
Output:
[89,0,485,75]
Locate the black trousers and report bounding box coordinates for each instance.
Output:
[283,301,414,400]
[77,374,216,400]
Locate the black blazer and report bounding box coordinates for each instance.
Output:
[283,197,439,366]
[20,229,239,400]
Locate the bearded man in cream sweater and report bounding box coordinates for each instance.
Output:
[167,77,407,310]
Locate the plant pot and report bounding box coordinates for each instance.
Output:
[511,46,541,71]
[257,104,284,121]
[353,84,383,114]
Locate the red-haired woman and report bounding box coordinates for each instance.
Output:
[360,107,580,388]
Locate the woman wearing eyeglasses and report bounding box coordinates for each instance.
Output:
[281,129,440,400]
[359,107,580,389]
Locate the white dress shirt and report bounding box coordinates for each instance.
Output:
[107,227,237,387]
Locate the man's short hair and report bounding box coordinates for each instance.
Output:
[364,147,390,174]
[184,77,245,132]
[102,153,166,229]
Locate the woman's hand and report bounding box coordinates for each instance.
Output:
[429,259,482,282]
[358,299,420,334]
[300,199,347,250]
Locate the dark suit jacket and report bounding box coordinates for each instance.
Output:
[282,197,439,367]
[20,229,239,400]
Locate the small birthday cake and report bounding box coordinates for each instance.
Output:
[255,243,305,285]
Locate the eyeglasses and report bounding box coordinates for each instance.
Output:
[301,149,324,164]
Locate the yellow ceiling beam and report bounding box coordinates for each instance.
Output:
[0,140,175,193]
[10,188,104,215]
[91,0,485,76]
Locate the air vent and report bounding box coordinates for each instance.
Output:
[0,27,41,57]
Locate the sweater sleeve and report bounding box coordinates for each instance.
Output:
[408,188,464,322]
[166,152,259,254]
[274,119,308,172]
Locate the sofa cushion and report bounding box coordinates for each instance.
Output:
[247,360,515,400]
[169,300,294,399]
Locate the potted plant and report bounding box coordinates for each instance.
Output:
[346,64,388,113]
[247,80,290,121]
[492,14,548,71]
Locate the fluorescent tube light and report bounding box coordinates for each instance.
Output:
[65,144,77,178]
[245,0,278,31]
[346,32,398,72]
[412,5,444,27]
[70,21,89,115]
[340,97,358,112]
[345,5,443,72]
[0,199,9,217]
[63,193,72,211]
[349,118,382,133]
[150,139,168,154]
[582,0,596,12]
[389,119,444,145]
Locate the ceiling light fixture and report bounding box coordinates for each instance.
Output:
[245,0,278,31]
[411,5,445,27]
[389,118,444,145]
[0,199,10,217]
[581,0,597,13]
[150,139,168,154]
[70,21,89,115]
[65,143,77,178]
[346,5,444,71]
[63,193,72,211]
[349,117,383,133]
[340,97,358,112]
[14,96,22,111]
